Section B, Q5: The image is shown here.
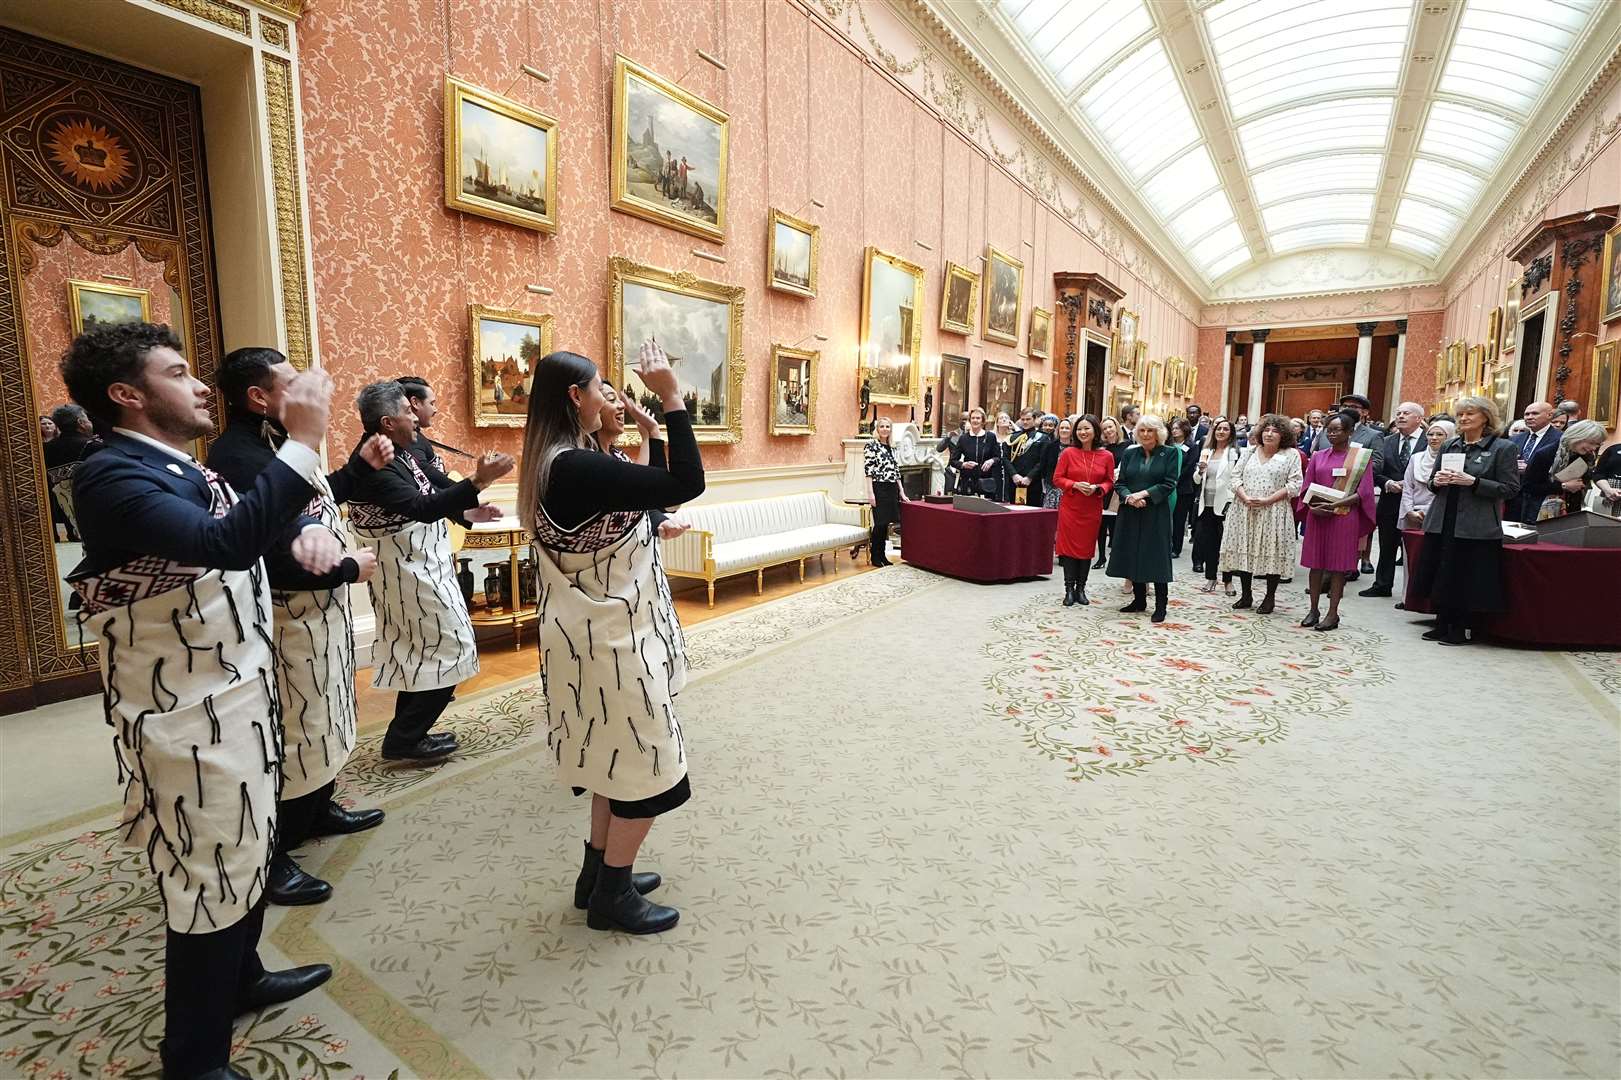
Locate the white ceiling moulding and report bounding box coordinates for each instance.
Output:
[1208,249,1435,302]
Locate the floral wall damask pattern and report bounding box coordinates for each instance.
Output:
[296,0,1200,465]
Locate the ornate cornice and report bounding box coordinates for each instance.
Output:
[256,0,303,18]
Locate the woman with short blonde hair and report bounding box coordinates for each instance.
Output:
[1106,414,1178,622]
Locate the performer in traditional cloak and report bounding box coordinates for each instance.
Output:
[62,322,340,1080]
[206,347,393,907]
[517,343,705,935]
[347,380,512,762]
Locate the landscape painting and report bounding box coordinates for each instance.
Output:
[443,75,558,234]
[610,257,744,444]
[769,345,817,435]
[67,280,149,336]
[768,208,818,297]
[939,261,979,336]
[1029,307,1051,360]
[983,245,1023,346]
[611,55,729,242]
[861,246,925,405]
[467,304,553,428]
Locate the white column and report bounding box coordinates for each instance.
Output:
[1353,321,1377,397]
[1388,319,1408,409]
[1218,330,1234,418]
[1246,329,1268,418]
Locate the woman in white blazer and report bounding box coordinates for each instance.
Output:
[1191,417,1242,594]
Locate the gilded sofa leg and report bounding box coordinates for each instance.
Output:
[756,568,764,595]
[798,559,806,583]
[707,580,715,608]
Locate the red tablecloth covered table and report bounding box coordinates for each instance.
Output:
[900,501,1058,582]
[1401,529,1621,648]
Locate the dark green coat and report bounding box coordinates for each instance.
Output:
[1105,444,1177,583]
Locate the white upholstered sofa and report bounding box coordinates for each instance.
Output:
[660,493,871,606]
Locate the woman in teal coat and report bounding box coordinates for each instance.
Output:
[1106,413,1178,622]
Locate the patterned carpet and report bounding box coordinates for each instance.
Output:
[3,564,1617,1079]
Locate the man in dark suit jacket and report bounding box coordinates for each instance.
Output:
[1511,400,1560,523]
[1361,402,1427,597]
[1185,404,1210,446]
[63,322,337,1080]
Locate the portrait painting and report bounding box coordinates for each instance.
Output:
[1111,385,1134,422]
[1503,278,1520,354]
[1026,381,1047,412]
[610,257,744,444]
[611,55,729,242]
[983,245,1024,346]
[939,261,979,336]
[67,279,149,336]
[939,354,970,432]
[861,246,925,405]
[1466,344,1485,393]
[981,360,1023,423]
[769,345,817,436]
[467,304,554,428]
[1029,307,1051,360]
[1114,307,1139,373]
[1486,306,1502,362]
[768,209,818,297]
[1591,340,1617,430]
[1602,220,1621,324]
[444,75,558,234]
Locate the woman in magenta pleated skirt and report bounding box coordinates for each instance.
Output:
[1297,411,1376,630]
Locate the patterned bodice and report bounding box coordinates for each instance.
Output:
[350,453,432,532]
[532,506,646,555]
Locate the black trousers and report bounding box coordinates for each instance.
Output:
[1192,509,1232,582]
[1171,494,1196,555]
[276,779,336,856]
[383,685,457,751]
[1096,515,1114,560]
[163,899,266,1078]
[871,481,899,564]
[1372,495,1402,589]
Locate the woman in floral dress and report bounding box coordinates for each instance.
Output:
[1218,414,1302,614]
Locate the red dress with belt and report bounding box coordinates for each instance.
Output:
[1052,447,1115,559]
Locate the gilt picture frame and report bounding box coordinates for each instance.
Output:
[980,360,1022,422]
[467,303,554,428]
[939,261,979,336]
[1591,339,1618,430]
[861,246,925,405]
[610,55,729,243]
[67,279,150,336]
[939,354,970,433]
[608,256,744,444]
[1466,344,1485,394]
[982,245,1024,346]
[767,208,818,297]
[1026,381,1047,412]
[1113,307,1139,374]
[1601,219,1621,324]
[443,74,559,234]
[1485,306,1502,362]
[1503,278,1520,355]
[769,344,817,435]
[1029,307,1051,360]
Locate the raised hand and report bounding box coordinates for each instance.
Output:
[282,369,335,450]
[473,451,515,489]
[359,433,394,470]
[465,503,504,523]
[637,340,682,405]
[350,547,378,583]
[291,524,343,574]
[657,516,691,540]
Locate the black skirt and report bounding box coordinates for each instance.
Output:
[1412,492,1505,615]
[573,775,691,819]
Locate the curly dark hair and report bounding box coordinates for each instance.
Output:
[1252,412,1296,450]
[60,322,184,431]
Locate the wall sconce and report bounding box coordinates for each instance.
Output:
[697,49,727,70]
[914,240,934,252]
[791,332,828,349]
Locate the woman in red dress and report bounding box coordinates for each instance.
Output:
[1051,413,1114,606]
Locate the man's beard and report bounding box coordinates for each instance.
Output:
[149,394,212,441]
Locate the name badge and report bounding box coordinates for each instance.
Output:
[166,463,185,476]
[1332,467,1347,478]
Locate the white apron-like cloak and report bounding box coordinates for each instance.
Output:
[272,473,358,799]
[350,459,478,692]
[74,482,281,934]
[534,507,687,802]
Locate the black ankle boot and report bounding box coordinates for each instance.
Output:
[1062,581,1076,606]
[587,863,680,934]
[574,842,661,910]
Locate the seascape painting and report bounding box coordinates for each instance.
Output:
[443,76,557,233]
[768,209,818,297]
[613,56,729,242]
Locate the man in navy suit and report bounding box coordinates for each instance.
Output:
[64,322,340,1080]
[1511,400,1560,523]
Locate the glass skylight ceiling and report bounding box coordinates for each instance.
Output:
[990,0,1606,284]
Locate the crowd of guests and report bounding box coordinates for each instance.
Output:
[914,390,1620,643]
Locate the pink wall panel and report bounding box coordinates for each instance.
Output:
[1401,311,1445,406]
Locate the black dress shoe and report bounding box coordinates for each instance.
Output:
[380,736,456,763]
[1092,555,1107,570]
[1359,560,1374,575]
[307,802,385,840]
[574,842,661,910]
[1150,609,1166,624]
[587,863,679,934]
[238,963,333,1014]
[159,1041,252,1080]
[1119,600,1147,613]
[267,854,332,906]
[1358,586,1392,598]
[425,730,460,750]
[1299,610,1320,628]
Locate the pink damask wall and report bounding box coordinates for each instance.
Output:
[297,0,1199,465]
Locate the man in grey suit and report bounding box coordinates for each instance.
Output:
[1361,401,1426,597]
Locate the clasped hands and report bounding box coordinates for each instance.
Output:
[1432,468,1476,487]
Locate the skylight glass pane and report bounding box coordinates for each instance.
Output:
[1270,223,1368,253]
[1403,158,1486,211]
[1139,145,1221,218]
[1204,246,1252,279]
[1171,188,1236,245]
[1206,0,1412,119]
[1190,222,1246,264]
[1260,194,1375,233]
[1388,228,1443,259]
[1437,0,1597,116]
[1395,198,1461,240]
[1238,98,1393,169]
[1005,0,1154,94]
[1079,39,1201,180]
[1416,101,1516,173]
[1250,154,1383,204]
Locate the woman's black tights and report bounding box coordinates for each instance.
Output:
[1132,581,1167,616]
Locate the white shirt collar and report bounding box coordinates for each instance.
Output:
[113,426,196,465]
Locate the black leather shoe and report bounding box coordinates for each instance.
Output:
[238,963,333,1014]
[1358,586,1392,598]
[1358,560,1374,575]
[1092,555,1106,569]
[1299,610,1320,628]
[1119,600,1147,613]
[574,842,661,910]
[307,802,385,839]
[267,854,332,906]
[425,730,460,750]
[1232,595,1252,610]
[1150,608,1166,624]
[587,863,679,934]
[159,1041,252,1080]
[196,1069,251,1080]
[380,736,456,763]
